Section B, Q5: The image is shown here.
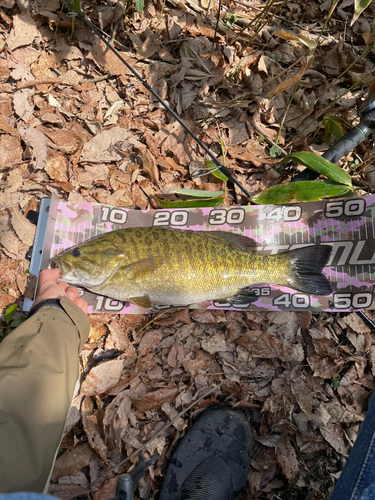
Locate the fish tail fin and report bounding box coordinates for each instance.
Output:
[286,245,332,296]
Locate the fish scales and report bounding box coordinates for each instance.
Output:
[53,227,332,307]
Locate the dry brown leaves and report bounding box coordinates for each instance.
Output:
[0,0,375,499]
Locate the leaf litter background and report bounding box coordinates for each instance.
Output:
[1,0,375,498]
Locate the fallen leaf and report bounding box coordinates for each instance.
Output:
[139,147,159,185]
[0,0,14,7]
[132,386,182,411]
[0,290,15,314]
[201,333,229,354]
[13,91,34,122]
[19,126,47,170]
[0,135,22,171]
[37,126,82,153]
[275,433,299,482]
[51,443,94,481]
[161,402,187,430]
[77,165,109,188]
[342,312,371,334]
[93,477,117,500]
[268,55,314,98]
[190,309,226,323]
[167,340,190,368]
[7,12,39,51]
[237,331,291,361]
[82,397,109,466]
[48,484,90,500]
[90,42,134,76]
[11,208,35,246]
[44,153,69,182]
[80,127,132,162]
[106,321,135,351]
[81,359,124,396]
[63,394,85,435]
[0,230,28,260]
[320,424,348,457]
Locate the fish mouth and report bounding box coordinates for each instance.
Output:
[51,257,72,276]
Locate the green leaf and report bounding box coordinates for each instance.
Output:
[71,0,82,13]
[331,375,341,389]
[10,317,26,328]
[269,145,281,158]
[281,152,352,188]
[25,269,30,274]
[155,196,224,208]
[204,161,229,182]
[251,180,352,205]
[134,0,144,13]
[168,188,224,198]
[323,115,345,142]
[352,0,372,25]
[4,304,17,326]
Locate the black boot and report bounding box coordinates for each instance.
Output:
[159,405,253,500]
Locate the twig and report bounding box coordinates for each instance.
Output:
[79,73,115,84]
[315,0,340,45]
[110,19,120,47]
[276,83,299,145]
[134,312,166,336]
[209,0,222,60]
[91,330,267,490]
[16,79,61,89]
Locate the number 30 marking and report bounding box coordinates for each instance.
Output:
[209,208,245,225]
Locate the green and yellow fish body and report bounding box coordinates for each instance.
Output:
[52,227,332,308]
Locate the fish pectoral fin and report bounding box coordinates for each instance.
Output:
[129,295,152,309]
[227,288,259,306]
[120,255,163,281]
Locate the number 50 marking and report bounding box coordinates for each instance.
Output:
[333,292,372,309]
[325,199,365,218]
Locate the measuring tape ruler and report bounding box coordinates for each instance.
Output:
[48,195,375,313]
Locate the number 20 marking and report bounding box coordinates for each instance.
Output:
[153,211,188,226]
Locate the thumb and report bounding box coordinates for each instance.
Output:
[39,268,61,285]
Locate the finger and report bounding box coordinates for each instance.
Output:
[74,297,88,314]
[39,268,61,286]
[57,281,69,291]
[65,286,79,301]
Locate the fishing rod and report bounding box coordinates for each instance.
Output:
[293,91,375,181]
[61,0,251,197]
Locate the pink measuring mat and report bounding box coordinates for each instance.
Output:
[41,194,375,313]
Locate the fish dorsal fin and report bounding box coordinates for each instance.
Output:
[129,296,152,308]
[195,231,256,252]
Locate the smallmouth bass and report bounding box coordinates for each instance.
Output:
[52,227,332,308]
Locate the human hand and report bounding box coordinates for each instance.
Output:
[33,268,88,314]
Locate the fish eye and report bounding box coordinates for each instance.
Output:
[72,248,81,257]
